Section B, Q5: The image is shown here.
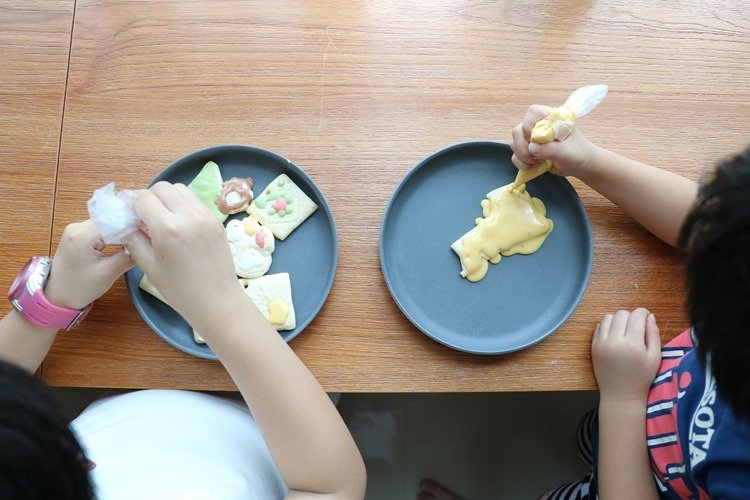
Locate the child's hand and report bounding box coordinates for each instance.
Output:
[44,220,135,310]
[124,182,242,329]
[510,105,597,178]
[592,308,662,405]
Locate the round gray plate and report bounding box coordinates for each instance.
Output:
[380,141,592,354]
[125,145,338,360]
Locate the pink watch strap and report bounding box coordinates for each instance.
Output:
[13,288,92,330]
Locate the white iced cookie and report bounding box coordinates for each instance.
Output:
[193,330,206,344]
[246,174,318,241]
[139,275,166,302]
[241,273,296,331]
[226,216,275,279]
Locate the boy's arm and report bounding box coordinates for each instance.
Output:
[0,221,133,373]
[126,183,366,500]
[511,105,698,248]
[598,400,658,500]
[575,146,698,248]
[591,309,662,500]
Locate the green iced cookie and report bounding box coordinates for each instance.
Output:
[187,161,227,222]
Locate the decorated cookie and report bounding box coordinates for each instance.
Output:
[226,216,275,278]
[188,161,227,222]
[217,177,254,215]
[246,174,318,241]
[139,275,223,345]
[193,329,206,344]
[139,275,166,302]
[241,273,296,331]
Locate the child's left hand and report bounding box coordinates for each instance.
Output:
[592,308,662,405]
[44,220,135,310]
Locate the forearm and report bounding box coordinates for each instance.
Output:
[0,310,57,373]
[598,400,658,500]
[578,146,698,248]
[195,293,365,499]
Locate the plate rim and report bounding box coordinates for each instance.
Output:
[125,144,339,360]
[379,140,593,355]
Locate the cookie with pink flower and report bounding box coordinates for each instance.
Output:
[246,174,318,240]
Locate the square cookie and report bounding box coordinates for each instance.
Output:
[241,273,296,331]
[246,174,318,240]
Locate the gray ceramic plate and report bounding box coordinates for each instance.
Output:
[125,145,338,360]
[380,141,592,354]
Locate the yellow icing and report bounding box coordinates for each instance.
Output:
[530,104,575,143]
[459,183,553,282]
[267,298,290,325]
[244,215,260,236]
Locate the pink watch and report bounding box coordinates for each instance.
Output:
[8,256,92,331]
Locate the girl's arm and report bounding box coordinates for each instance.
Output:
[126,183,366,499]
[0,221,133,372]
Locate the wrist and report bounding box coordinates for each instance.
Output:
[571,142,604,181]
[182,285,249,336]
[599,393,649,409]
[44,275,87,310]
[9,308,59,335]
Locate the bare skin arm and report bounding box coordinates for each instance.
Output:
[125,183,366,499]
[575,146,697,248]
[0,221,133,373]
[591,308,662,500]
[511,105,698,248]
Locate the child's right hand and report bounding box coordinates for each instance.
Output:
[510,104,597,178]
[124,182,244,330]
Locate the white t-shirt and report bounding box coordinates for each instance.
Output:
[71,390,287,500]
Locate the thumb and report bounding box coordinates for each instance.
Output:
[123,230,155,274]
[98,248,136,278]
[528,140,566,162]
[645,313,662,356]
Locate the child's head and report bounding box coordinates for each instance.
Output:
[0,359,93,499]
[679,147,750,420]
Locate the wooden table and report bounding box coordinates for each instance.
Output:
[2,1,748,392]
[0,0,75,374]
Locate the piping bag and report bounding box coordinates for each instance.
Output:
[87,183,141,244]
[512,84,608,188]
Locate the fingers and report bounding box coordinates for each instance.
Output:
[511,124,537,168]
[528,139,565,161]
[61,220,101,251]
[522,104,551,138]
[131,188,170,233]
[598,313,614,341]
[98,247,135,278]
[625,308,650,339]
[173,183,212,215]
[123,229,154,274]
[610,310,630,337]
[592,323,601,347]
[150,181,193,214]
[645,313,662,354]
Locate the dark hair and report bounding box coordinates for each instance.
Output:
[678,147,750,420]
[0,359,93,499]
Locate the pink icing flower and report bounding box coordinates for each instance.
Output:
[271,197,287,213]
[255,229,266,249]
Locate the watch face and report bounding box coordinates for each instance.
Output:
[8,258,36,299]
